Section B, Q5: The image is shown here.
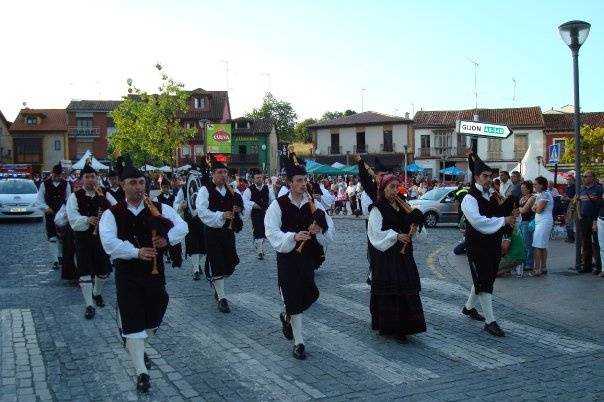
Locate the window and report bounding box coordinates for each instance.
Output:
[14,138,42,163]
[553,138,566,159]
[330,133,340,154]
[194,97,205,109]
[239,145,247,154]
[471,138,478,153]
[180,145,191,157]
[356,132,366,153]
[54,140,61,151]
[487,139,502,160]
[514,133,528,159]
[420,135,430,148]
[433,130,452,154]
[76,118,92,127]
[235,121,251,129]
[107,116,115,128]
[250,145,259,154]
[383,130,393,152]
[194,145,203,156]
[456,133,466,155]
[185,122,195,129]
[25,116,37,125]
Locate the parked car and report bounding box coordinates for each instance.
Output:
[408,186,458,228]
[0,179,44,221]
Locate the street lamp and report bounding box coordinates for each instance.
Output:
[403,144,408,184]
[198,119,211,156]
[559,20,590,271]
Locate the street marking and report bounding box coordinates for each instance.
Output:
[318,293,525,369]
[425,250,446,279]
[344,283,603,355]
[169,299,326,400]
[420,277,468,296]
[230,293,438,385]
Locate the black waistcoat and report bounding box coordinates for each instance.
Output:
[206,181,236,229]
[464,187,504,248]
[277,195,325,265]
[75,188,111,234]
[107,187,125,203]
[158,192,175,207]
[44,179,68,211]
[375,201,413,252]
[250,184,270,210]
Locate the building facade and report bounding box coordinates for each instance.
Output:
[543,112,604,167]
[308,111,413,168]
[0,110,12,163]
[230,117,278,175]
[413,107,545,178]
[9,109,68,173]
[66,100,121,161]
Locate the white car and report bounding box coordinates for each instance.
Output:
[0,179,44,221]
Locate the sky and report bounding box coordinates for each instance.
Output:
[1,0,603,122]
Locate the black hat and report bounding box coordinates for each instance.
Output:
[249,167,262,176]
[468,152,492,177]
[373,156,390,173]
[108,170,118,178]
[52,162,62,174]
[117,155,143,180]
[81,159,96,175]
[285,152,307,178]
[407,208,425,230]
[209,154,228,171]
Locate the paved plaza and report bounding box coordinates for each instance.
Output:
[0,218,603,401]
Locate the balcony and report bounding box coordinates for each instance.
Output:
[380,143,396,153]
[328,145,342,155]
[230,153,259,164]
[353,144,368,154]
[487,150,502,160]
[69,127,100,137]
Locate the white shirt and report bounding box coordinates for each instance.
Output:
[500,180,513,198]
[367,205,428,251]
[196,183,241,228]
[361,192,374,216]
[66,190,118,232]
[100,200,188,260]
[460,183,505,235]
[264,192,335,253]
[35,180,71,210]
[276,183,334,210]
[242,184,276,220]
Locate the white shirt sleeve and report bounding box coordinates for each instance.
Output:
[66,193,90,232]
[106,192,118,206]
[361,192,374,216]
[99,210,139,260]
[314,201,335,247]
[173,188,184,210]
[161,204,189,246]
[367,207,399,252]
[35,182,48,210]
[264,199,297,253]
[268,185,276,204]
[65,182,71,199]
[196,186,226,228]
[460,194,505,235]
[278,185,289,198]
[241,188,254,221]
[319,184,335,209]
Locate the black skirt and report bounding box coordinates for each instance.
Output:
[251,210,266,239]
[57,225,77,280]
[277,251,319,315]
[203,226,239,279]
[184,215,205,255]
[370,293,426,336]
[74,231,112,277]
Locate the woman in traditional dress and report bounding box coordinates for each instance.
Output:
[367,174,427,341]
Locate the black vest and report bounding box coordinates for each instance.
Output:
[277,195,325,265]
[107,187,125,203]
[44,179,68,211]
[249,184,270,210]
[158,192,175,207]
[464,187,504,247]
[206,181,237,229]
[375,201,409,242]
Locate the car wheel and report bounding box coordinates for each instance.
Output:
[424,211,439,228]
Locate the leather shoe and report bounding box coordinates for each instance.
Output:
[84,306,95,320]
[218,298,231,313]
[193,271,201,281]
[93,294,105,308]
[136,373,151,393]
[280,312,293,340]
[143,352,151,369]
[484,321,505,337]
[462,307,485,321]
[293,343,306,360]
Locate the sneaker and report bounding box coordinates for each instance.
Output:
[92,294,105,308]
[84,306,95,320]
[292,343,306,360]
[218,298,231,313]
[280,312,293,340]
[462,307,485,321]
[484,321,505,337]
[193,271,201,281]
[136,373,151,393]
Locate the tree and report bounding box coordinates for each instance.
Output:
[293,118,318,143]
[245,93,297,142]
[110,64,197,166]
[320,109,357,121]
[561,125,604,176]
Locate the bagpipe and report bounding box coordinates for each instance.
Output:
[143,195,174,275]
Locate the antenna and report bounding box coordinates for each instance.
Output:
[512,78,517,107]
[361,88,366,112]
[468,58,479,110]
[221,60,230,91]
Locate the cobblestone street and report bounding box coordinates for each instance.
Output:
[1,218,603,402]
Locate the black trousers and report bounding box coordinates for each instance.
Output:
[580,218,601,271]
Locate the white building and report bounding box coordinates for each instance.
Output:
[308,111,413,168]
[413,107,545,179]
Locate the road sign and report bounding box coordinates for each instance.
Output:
[548,143,561,164]
[455,120,513,139]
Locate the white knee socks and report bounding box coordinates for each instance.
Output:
[56,240,63,259]
[190,254,200,274]
[93,276,106,296]
[79,275,93,307]
[126,338,148,375]
[213,278,226,300]
[49,241,58,263]
[478,292,495,324]
[465,286,478,310]
[290,314,304,345]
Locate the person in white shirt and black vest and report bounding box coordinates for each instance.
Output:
[106,170,125,203]
[242,167,275,260]
[195,155,244,313]
[460,152,518,337]
[155,178,183,268]
[66,160,117,320]
[99,155,188,393]
[264,153,335,360]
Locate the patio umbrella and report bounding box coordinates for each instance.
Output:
[405,163,425,173]
[440,166,465,176]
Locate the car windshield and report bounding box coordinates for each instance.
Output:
[0,180,38,194]
[419,188,450,201]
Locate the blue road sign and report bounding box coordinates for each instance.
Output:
[549,143,561,164]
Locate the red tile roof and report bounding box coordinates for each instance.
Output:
[176,89,231,121]
[10,109,67,132]
[413,107,544,129]
[543,112,604,132]
[307,111,412,129]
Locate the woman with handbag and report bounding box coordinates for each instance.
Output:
[518,181,536,272]
[531,176,554,276]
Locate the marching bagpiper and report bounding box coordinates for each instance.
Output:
[242,167,274,259]
[155,177,183,268]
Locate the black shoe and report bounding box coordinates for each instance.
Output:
[58,257,64,267]
[462,307,485,321]
[280,312,293,340]
[193,271,201,281]
[593,270,602,275]
[93,294,105,307]
[143,352,152,369]
[484,321,505,337]
[136,373,151,393]
[84,306,95,320]
[258,253,264,260]
[218,298,230,313]
[293,344,306,360]
[579,269,592,274]
[53,262,59,270]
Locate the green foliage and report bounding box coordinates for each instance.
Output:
[245,93,297,142]
[110,64,196,166]
[320,109,357,121]
[561,125,604,176]
[293,118,318,143]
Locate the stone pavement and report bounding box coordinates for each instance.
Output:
[0,218,603,401]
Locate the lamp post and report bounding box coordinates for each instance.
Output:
[559,20,590,271]
[198,119,211,157]
[404,144,409,185]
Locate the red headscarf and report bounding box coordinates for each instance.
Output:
[377,174,399,202]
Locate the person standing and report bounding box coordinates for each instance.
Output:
[499,171,513,198]
[100,156,188,393]
[156,179,183,268]
[264,154,334,359]
[577,171,603,273]
[196,156,244,313]
[367,174,426,341]
[106,170,125,203]
[242,168,274,260]
[518,181,536,272]
[36,162,71,270]
[562,175,577,243]
[461,153,516,337]
[66,161,117,319]
[530,177,554,276]
[509,171,522,200]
